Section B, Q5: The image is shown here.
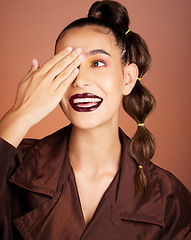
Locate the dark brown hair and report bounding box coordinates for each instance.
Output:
[55,0,156,192]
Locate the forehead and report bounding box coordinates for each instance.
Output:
[55,25,120,55]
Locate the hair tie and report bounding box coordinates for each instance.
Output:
[139,165,143,169]
[125,29,130,35]
[137,123,145,127]
[137,77,142,81]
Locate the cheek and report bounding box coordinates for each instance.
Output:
[99,69,124,94]
[59,99,66,113]
[60,93,70,112]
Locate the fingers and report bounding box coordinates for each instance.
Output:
[56,68,79,95]
[52,54,84,89]
[20,48,84,103]
[39,47,78,75]
[45,48,83,80]
[23,59,39,81]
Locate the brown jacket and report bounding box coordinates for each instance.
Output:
[0,124,191,239]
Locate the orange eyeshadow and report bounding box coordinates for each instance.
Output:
[87,59,93,67]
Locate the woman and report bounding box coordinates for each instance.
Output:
[0,1,190,239]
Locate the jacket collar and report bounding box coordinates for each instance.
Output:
[10,124,164,227]
[9,124,73,197]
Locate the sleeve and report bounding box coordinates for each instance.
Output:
[0,138,18,237]
[159,170,191,240]
[0,137,36,239]
[0,137,17,185]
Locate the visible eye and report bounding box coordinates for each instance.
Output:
[91,60,106,68]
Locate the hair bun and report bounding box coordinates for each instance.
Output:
[88,1,130,32]
[88,8,102,20]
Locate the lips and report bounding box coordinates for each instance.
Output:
[69,93,103,112]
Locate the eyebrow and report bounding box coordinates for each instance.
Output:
[85,49,111,57]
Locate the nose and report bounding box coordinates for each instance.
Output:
[73,66,90,88]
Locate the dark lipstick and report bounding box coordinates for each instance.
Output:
[69,93,103,112]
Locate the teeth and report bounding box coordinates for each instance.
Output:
[73,98,101,104]
[78,103,97,108]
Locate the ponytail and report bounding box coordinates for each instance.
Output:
[123,81,156,192]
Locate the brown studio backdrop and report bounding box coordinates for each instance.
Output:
[0,0,190,190]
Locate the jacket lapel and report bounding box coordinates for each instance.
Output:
[9,125,86,239]
[9,125,72,197]
[12,169,86,240]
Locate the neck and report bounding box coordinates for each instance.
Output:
[68,123,121,176]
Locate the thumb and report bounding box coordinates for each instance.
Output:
[23,59,39,81]
[31,58,39,71]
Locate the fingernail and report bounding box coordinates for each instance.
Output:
[65,47,73,52]
[32,59,36,66]
[77,54,84,61]
[75,48,82,54]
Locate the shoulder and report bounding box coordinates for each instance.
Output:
[150,162,191,239]
[152,163,191,200]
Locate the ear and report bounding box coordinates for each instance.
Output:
[122,63,139,95]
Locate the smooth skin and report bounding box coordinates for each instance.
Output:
[0,25,138,225]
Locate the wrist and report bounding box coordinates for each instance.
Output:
[0,108,32,147]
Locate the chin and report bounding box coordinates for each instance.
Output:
[60,103,118,131]
[68,115,104,130]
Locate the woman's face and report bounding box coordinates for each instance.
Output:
[56,25,130,130]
